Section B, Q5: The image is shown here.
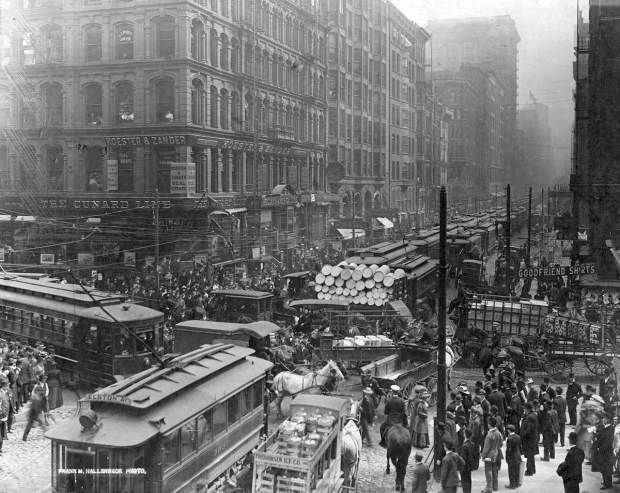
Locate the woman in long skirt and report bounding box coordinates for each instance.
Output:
[410,391,430,448]
[46,363,63,411]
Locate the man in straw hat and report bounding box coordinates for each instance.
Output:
[379,384,408,448]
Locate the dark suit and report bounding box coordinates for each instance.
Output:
[566,381,582,425]
[440,451,465,493]
[505,433,523,487]
[380,395,408,445]
[507,394,522,434]
[488,390,507,418]
[554,396,568,446]
[560,446,584,493]
[521,410,539,474]
[411,461,430,493]
[593,424,615,487]
[460,439,478,493]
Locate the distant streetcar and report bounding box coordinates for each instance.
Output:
[0,275,164,386]
[46,344,273,493]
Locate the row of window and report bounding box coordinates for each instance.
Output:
[163,379,264,471]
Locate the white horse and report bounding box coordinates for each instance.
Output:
[341,400,362,488]
[272,360,345,417]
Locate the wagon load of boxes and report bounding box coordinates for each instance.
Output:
[331,334,394,348]
[314,262,406,306]
[257,410,338,492]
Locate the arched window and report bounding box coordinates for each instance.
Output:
[285,16,292,46]
[272,10,278,38]
[45,144,64,191]
[156,17,175,57]
[44,82,62,124]
[210,86,218,127]
[264,99,272,129]
[292,107,299,138]
[42,26,63,62]
[292,20,298,50]
[277,57,284,87]
[232,0,240,21]
[84,26,102,62]
[85,84,103,124]
[318,76,325,100]
[255,49,263,79]
[220,89,229,129]
[285,60,292,89]
[256,98,264,132]
[155,78,175,122]
[221,0,229,16]
[262,50,269,81]
[231,91,240,131]
[115,23,134,60]
[209,29,218,66]
[271,53,278,84]
[21,31,36,65]
[231,38,240,73]
[244,44,253,75]
[191,80,204,125]
[191,19,204,60]
[299,108,306,140]
[286,105,292,130]
[85,146,104,192]
[319,115,325,144]
[244,93,253,132]
[116,81,134,123]
[220,34,229,70]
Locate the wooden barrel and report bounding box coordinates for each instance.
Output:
[370,264,379,272]
[324,275,335,286]
[330,266,342,277]
[328,286,337,294]
[359,297,367,305]
[367,298,375,306]
[324,293,332,300]
[321,265,332,276]
[350,288,358,297]
[351,268,363,281]
[373,271,385,283]
[315,273,325,284]
[346,279,356,289]
[383,275,394,287]
[335,286,343,295]
[379,265,390,275]
[362,267,374,279]
[355,280,366,291]
[365,279,375,289]
[321,285,329,293]
[340,267,353,280]
[317,292,325,299]
[314,284,322,293]
[394,268,406,278]
[335,277,344,287]
[343,288,350,296]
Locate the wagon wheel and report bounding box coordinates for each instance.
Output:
[545,359,571,384]
[403,381,417,416]
[524,336,545,356]
[523,351,545,372]
[425,377,437,406]
[585,355,613,377]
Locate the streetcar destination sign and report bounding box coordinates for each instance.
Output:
[84,393,132,405]
[517,264,595,278]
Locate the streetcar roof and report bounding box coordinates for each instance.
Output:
[211,289,274,299]
[46,345,273,447]
[283,271,311,279]
[175,320,281,339]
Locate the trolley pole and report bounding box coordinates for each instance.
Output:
[505,184,511,295]
[155,188,160,300]
[437,186,447,427]
[526,186,532,266]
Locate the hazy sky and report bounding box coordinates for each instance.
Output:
[393,0,579,183]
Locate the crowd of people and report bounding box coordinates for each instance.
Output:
[357,368,620,493]
[0,338,63,450]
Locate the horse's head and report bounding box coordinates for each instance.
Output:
[348,397,362,422]
[325,360,345,383]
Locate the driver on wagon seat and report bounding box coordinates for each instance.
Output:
[379,385,408,448]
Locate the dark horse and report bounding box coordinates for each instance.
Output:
[385,424,412,491]
[477,345,525,376]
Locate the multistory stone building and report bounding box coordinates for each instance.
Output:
[427,16,519,196]
[0,0,336,269]
[518,102,552,188]
[326,0,430,233]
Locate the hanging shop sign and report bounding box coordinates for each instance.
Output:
[107,160,118,191]
[300,192,342,203]
[517,263,596,278]
[261,195,300,207]
[169,162,196,195]
[196,137,294,156]
[104,135,190,147]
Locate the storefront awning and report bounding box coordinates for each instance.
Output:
[376,217,394,229]
[336,229,365,240]
[209,208,247,215]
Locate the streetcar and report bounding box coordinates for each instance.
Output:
[0,275,164,387]
[46,343,273,493]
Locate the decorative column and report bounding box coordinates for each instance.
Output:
[206,148,213,192]
[216,148,223,192]
[145,25,152,60]
[241,152,247,193]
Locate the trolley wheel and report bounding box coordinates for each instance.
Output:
[585,355,612,377]
[545,359,571,384]
[425,377,437,406]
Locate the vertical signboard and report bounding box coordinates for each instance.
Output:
[170,162,196,195]
[107,159,118,191]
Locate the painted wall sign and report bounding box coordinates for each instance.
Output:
[544,315,604,347]
[104,135,189,147]
[517,264,596,278]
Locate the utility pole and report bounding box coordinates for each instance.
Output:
[437,186,447,427]
[540,188,545,262]
[352,194,356,248]
[505,184,511,295]
[526,186,532,265]
[155,188,160,299]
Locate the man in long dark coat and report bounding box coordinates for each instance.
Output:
[566,373,583,426]
[379,384,407,448]
[521,402,539,476]
[593,413,615,489]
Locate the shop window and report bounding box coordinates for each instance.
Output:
[212,402,227,437]
[115,23,134,60]
[117,149,134,192]
[156,18,175,58]
[197,409,213,446]
[155,146,176,193]
[84,26,102,62]
[85,84,102,125]
[116,82,134,123]
[163,431,180,470]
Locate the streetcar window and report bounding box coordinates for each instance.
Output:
[212,402,227,437]
[197,409,213,446]
[227,393,240,426]
[240,386,252,417]
[181,420,197,458]
[86,325,98,346]
[117,333,133,355]
[253,380,263,409]
[136,330,154,353]
[163,430,180,470]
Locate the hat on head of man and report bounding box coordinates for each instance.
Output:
[525,377,534,385]
[390,384,401,392]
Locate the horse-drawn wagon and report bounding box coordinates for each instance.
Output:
[252,394,354,493]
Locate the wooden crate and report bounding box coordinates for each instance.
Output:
[259,470,276,492]
[276,475,306,493]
